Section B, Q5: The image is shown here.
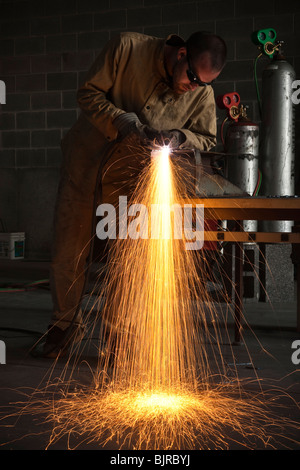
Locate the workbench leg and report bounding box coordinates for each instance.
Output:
[233,227,244,345]
[297,266,300,333]
[222,242,233,303]
[258,243,266,302]
[291,225,300,333]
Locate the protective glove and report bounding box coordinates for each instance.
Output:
[159,129,186,149]
[143,128,186,149]
[113,112,148,141]
[113,114,186,149]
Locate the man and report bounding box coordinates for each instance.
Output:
[40,30,227,358]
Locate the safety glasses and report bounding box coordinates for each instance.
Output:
[186,54,214,87]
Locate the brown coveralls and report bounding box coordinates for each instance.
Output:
[49,31,217,330]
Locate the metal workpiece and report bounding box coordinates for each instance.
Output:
[260,56,296,232]
[169,148,244,198]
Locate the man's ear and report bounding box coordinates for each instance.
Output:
[177,46,187,61]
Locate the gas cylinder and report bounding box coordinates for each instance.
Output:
[260,51,296,232]
[218,93,260,232]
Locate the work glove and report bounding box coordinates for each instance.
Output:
[158,129,186,149]
[113,112,149,141]
[142,128,186,149]
[113,113,186,149]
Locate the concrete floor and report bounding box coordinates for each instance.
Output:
[0,259,299,452]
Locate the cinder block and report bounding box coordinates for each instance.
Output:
[62,51,94,71]
[0,113,15,130]
[219,60,254,82]
[46,148,63,167]
[144,0,172,5]
[2,131,30,149]
[47,110,77,128]
[127,7,161,27]
[44,0,77,16]
[62,14,93,34]
[30,17,61,36]
[17,112,46,129]
[0,150,16,169]
[162,4,197,25]
[0,39,14,56]
[197,0,235,21]
[78,31,109,51]
[145,25,179,39]
[234,81,258,102]
[31,55,61,74]
[31,92,61,110]
[94,10,127,30]
[1,1,29,19]
[0,57,31,75]
[216,18,253,40]
[179,23,216,39]
[31,130,61,148]
[17,167,60,258]
[16,149,46,168]
[62,91,77,109]
[0,169,18,232]
[77,0,109,12]
[274,0,300,15]
[1,75,15,93]
[236,0,274,17]
[1,19,29,37]
[46,34,77,53]
[15,37,45,55]
[16,74,45,92]
[213,80,235,100]
[254,15,294,35]
[47,72,77,91]
[3,94,30,112]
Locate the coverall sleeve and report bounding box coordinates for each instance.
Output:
[180,86,217,151]
[77,35,126,142]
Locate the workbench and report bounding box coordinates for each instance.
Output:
[184,196,300,342]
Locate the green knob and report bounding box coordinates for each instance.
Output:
[251,28,277,56]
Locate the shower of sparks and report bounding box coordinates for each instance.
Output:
[96,144,210,393]
[1,144,299,450]
[4,380,298,450]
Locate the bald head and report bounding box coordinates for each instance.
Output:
[186,31,227,73]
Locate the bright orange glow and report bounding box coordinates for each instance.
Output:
[3,145,299,450]
[12,382,297,450]
[96,145,209,393]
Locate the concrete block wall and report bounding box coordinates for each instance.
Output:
[0,0,299,258]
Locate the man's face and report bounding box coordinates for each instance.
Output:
[171,49,220,95]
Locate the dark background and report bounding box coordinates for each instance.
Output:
[0,0,299,259]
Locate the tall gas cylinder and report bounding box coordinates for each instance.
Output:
[252,29,296,232]
[260,52,296,232]
[218,93,260,232]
